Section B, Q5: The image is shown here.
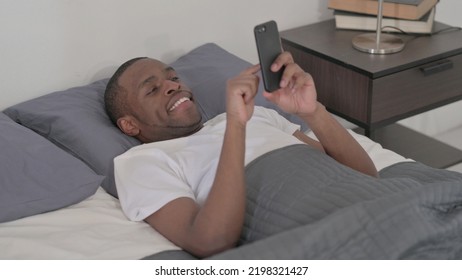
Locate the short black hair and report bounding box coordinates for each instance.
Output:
[104,57,147,126]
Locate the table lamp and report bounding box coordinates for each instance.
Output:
[352,0,405,54]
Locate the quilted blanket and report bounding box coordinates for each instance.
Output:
[145,144,462,259]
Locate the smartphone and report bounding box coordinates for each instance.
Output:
[254,20,284,92]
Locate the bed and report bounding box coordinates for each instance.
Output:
[1,43,462,260]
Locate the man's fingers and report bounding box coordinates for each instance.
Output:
[291,71,312,92]
[271,51,294,72]
[241,64,261,75]
[279,62,300,89]
[227,74,259,100]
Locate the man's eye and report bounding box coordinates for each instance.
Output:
[170,77,180,82]
[147,87,158,95]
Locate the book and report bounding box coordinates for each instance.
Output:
[328,0,438,20]
[334,6,435,34]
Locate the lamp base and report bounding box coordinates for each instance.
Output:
[352,33,405,54]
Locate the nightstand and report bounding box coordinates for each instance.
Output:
[280,19,462,168]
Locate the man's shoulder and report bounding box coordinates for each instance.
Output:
[115,140,181,162]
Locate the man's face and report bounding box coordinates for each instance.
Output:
[118,58,202,142]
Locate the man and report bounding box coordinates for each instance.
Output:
[105,51,378,258]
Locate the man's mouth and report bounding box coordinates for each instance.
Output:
[169,96,191,112]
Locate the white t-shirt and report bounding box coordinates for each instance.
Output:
[114,106,302,221]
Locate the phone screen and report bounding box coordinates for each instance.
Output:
[254,20,284,92]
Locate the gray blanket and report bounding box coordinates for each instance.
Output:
[144,144,462,260]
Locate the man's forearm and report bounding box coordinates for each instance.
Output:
[184,63,259,257]
[192,120,247,255]
[300,103,378,177]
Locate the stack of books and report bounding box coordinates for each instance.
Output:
[328,0,439,34]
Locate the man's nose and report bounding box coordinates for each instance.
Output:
[164,81,180,95]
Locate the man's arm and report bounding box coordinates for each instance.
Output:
[144,65,261,258]
[145,120,246,257]
[294,104,378,177]
[264,52,378,177]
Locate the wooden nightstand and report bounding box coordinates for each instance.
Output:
[280,19,462,168]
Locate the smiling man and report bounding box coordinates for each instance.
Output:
[105,58,203,143]
[105,53,377,258]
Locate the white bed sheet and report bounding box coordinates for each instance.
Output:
[0,130,412,260]
[307,129,414,171]
[0,187,179,260]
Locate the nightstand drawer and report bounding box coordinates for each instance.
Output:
[371,53,462,124]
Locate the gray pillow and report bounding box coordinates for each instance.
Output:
[3,79,140,197]
[0,112,103,223]
[3,43,306,198]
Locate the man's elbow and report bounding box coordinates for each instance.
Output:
[185,233,239,258]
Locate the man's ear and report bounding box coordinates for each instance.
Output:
[117,116,140,137]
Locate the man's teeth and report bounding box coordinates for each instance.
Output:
[169,97,190,111]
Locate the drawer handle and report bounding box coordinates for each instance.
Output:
[420,59,453,76]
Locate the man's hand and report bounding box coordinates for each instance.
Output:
[263,51,378,178]
[262,52,318,118]
[226,64,261,127]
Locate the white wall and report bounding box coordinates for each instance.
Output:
[1,0,461,136]
[434,0,461,26]
[0,0,331,109]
